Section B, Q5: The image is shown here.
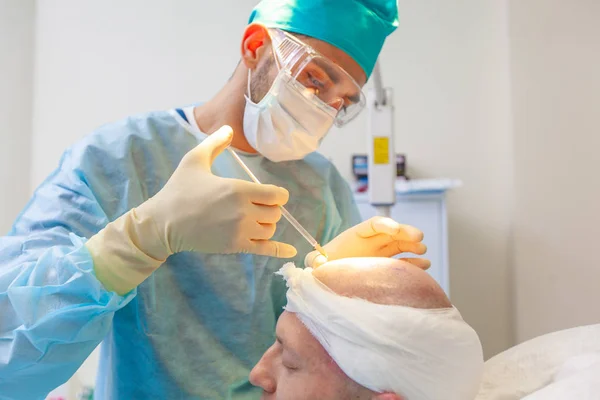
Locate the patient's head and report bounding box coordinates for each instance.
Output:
[310,257,451,309]
[250,257,481,400]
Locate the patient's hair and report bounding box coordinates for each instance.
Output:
[312,258,451,310]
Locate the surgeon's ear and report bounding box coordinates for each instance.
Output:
[372,393,404,400]
[241,23,272,70]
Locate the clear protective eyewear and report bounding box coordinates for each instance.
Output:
[268,28,366,127]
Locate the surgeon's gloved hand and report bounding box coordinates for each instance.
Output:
[305,217,430,270]
[86,125,297,295]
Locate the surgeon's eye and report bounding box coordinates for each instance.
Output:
[306,73,326,90]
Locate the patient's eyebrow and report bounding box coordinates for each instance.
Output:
[276,334,284,344]
[276,334,301,359]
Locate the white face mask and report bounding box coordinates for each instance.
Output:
[243,69,338,162]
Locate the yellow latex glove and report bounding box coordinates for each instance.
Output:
[304,217,430,269]
[87,126,296,295]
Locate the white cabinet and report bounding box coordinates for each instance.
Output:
[353,179,460,296]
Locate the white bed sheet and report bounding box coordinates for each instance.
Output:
[476,324,600,400]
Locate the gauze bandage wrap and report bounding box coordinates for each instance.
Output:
[277,263,484,400]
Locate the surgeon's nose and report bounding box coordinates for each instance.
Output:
[249,351,276,394]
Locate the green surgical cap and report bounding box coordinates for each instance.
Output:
[248,0,398,78]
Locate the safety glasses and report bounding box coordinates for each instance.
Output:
[268,28,366,127]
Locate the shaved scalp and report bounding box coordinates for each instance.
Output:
[312,257,451,309]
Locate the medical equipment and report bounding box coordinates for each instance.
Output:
[227,147,327,258]
[267,28,366,126]
[278,261,484,400]
[367,61,396,218]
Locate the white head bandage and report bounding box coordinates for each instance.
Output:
[277,263,484,400]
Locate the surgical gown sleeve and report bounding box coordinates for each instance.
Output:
[0,147,135,399]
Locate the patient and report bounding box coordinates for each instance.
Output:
[250,257,484,400]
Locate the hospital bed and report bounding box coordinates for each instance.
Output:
[476,324,600,399]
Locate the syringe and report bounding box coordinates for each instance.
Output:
[227,147,327,259]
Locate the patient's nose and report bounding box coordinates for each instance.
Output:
[249,347,277,393]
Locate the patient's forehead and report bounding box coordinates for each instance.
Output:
[312,257,451,309]
[277,311,347,376]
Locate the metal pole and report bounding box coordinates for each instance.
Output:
[372,61,386,107]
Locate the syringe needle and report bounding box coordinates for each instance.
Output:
[227,147,327,258]
[279,207,327,258]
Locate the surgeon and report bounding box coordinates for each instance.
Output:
[0,1,429,399]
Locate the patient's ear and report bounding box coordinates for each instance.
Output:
[372,393,404,400]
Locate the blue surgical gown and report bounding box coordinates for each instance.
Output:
[0,109,362,400]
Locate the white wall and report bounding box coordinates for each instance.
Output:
[33,0,514,361]
[509,0,600,343]
[0,0,34,233]
[31,0,252,187]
